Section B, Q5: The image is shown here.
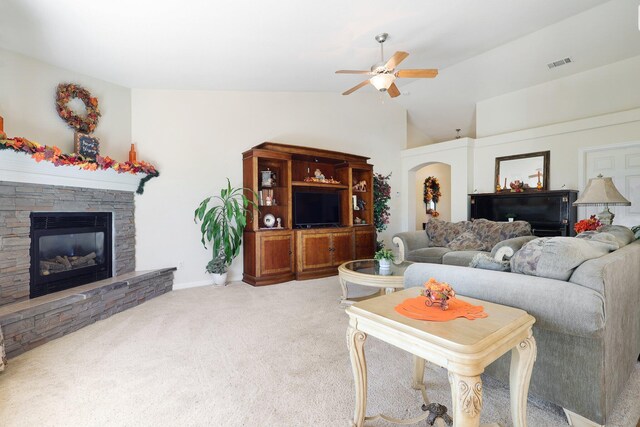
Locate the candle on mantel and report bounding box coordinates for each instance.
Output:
[0,115,4,132]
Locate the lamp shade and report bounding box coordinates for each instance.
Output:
[573,175,631,206]
[370,74,395,92]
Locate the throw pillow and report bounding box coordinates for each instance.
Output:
[446,231,486,251]
[469,253,511,271]
[425,219,471,247]
[510,236,619,280]
[597,225,635,247]
[471,219,532,251]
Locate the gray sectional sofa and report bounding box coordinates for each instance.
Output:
[397,226,640,426]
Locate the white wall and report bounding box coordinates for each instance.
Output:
[476,55,640,138]
[399,138,473,232]
[474,109,640,194]
[0,48,131,158]
[415,163,451,229]
[131,90,406,287]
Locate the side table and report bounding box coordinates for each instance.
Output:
[346,287,536,427]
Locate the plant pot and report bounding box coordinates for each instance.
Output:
[378,259,392,270]
[212,272,228,286]
[508,218,514,222]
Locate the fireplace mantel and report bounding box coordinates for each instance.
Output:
[0,150,145,192]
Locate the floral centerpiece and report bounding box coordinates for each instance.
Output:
[421,278,456,311]
[574,215,602,234]
[423,176,441,217]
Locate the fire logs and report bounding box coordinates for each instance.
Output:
[40,252,96,275]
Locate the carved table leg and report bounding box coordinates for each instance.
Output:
[510,329,537,427]
[448,372,482,427]
[412,355,426,390]
[340,277,348,301]
[347,325,368,427]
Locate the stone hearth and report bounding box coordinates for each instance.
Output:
[0,158,172,361]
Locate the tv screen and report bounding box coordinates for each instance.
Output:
[294,192,340,227]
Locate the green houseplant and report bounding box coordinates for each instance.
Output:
[194,178,256,286]
[374,248,394,269]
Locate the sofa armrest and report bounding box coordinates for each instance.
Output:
[393,231,431,262]
[490,235,538,260]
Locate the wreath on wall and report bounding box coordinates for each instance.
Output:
[55,83,101,133]
[423,176,441,217]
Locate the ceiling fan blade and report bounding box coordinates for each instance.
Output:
[342,80,370,95]
[387,83,401,98]
[385,51,409,70]
[395,69,439,78]
[336,70,374,75]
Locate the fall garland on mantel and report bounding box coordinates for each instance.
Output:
[0,136,159,194]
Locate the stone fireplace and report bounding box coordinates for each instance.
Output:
[0,152,174,360]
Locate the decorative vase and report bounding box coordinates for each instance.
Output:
[378,259,392,270]
[128,143,137,162]
[508,218,514,222]
[212,272,228,286]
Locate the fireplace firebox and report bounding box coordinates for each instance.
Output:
[30,212,113,298]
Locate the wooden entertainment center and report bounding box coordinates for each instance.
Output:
[242,142,375,286]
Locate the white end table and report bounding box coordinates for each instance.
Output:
[346,287,536,427]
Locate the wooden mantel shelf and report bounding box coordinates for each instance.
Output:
[0,150,145,193]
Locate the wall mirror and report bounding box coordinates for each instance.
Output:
[495,151,550,192]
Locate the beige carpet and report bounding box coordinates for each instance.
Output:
[0,277,638,427]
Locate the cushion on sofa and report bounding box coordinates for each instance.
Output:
[406,247,452,264]
[471,218,532,251]
[511,235,619,281]
[597,225,635,247]
[403,263,605,338]
[446,231,486,250]
[442,250,486,266]
[425,219,471,247]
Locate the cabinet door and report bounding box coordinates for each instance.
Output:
[355,227,375,259]
[299,233,332,270]
[259,233,294,276]
[331,230,355,266]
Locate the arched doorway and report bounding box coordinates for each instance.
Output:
[414,163,452,230]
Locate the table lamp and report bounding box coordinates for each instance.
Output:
[573,174,631,225]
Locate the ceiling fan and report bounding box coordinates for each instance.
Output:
[336,33,438,98]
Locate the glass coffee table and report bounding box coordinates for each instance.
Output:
[338,259,413,304]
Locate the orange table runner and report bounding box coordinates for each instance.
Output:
[395,296,488,321]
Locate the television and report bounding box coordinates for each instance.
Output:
[293,191,341,227]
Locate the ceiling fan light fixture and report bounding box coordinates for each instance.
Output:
[370,73,395,92]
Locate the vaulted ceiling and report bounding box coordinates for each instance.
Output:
[1,0,639,142]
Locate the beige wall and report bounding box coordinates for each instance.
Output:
[0,48,132,159]
[131,90,407,287]
[415,163,451,229]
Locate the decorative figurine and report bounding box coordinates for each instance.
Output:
[422,278,456,311]
[314,168,325,180]
[509,180,525,193]
[352,180,367,192]
[276,217,282,228]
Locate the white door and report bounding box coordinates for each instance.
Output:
[583,142,640,227]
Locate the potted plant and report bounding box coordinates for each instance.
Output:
[194,178,256,286]
[505,213,517,222]
[374,248,394,270]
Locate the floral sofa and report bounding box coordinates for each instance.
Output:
[392,218,533,265]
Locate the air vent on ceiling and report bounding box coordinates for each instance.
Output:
[547,57,572,69]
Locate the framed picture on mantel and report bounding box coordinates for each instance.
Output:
[74,132,100,160]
